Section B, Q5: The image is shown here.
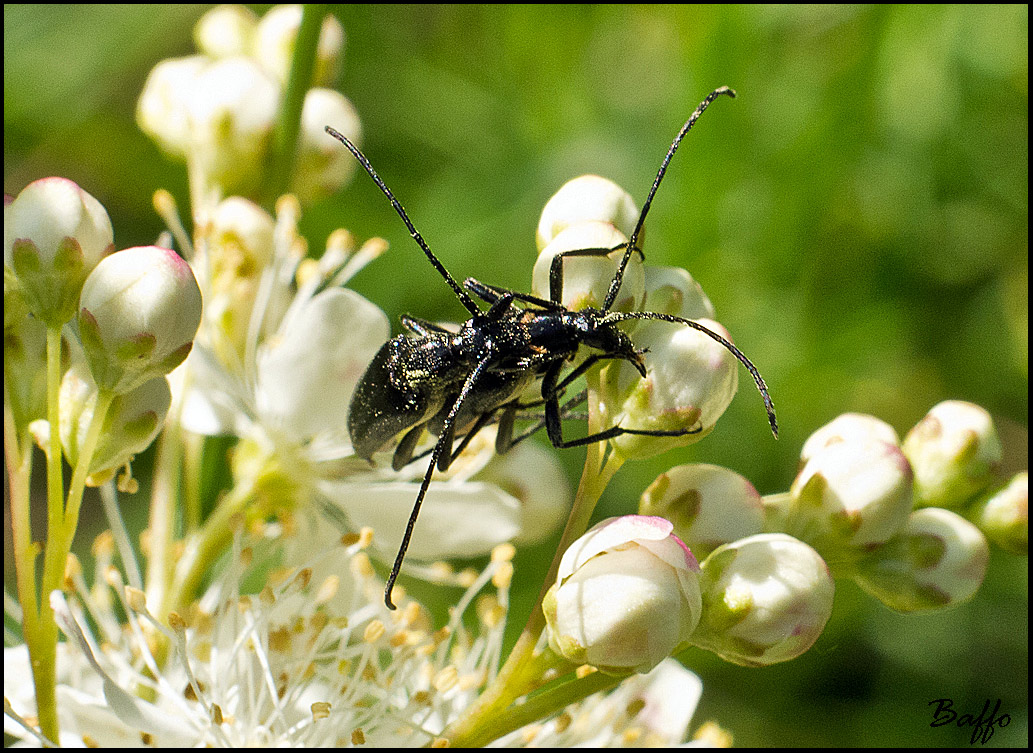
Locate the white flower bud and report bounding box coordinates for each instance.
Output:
[854,507,989,613]
[5,178,114,324]
[207,197,276,271]
[692,533,834,667]
[642,265,715,320]
[136,55,210,157]
[601,318,739,460]
[536,175,640,251]
[970,472,1027,556]
[639,464,763,559]
[788,439,913,556]
[531,221,644,312]
[543,516,702,675]
[293,88,362,203]
[902,400,1003,509]
[800,413,901,465]
[138,56,279,195]
[197,197,277,361]
[255,4,345,86]
[184,57,280,195]
[60,362,171,484]
[78,246,203,394]
[194,4,258,58]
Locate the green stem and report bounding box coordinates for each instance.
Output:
[264,4,327,205]
[161,480,256,618]
[5,387,54,741]
[144,423,180,615]
[442,368,625,746]
[43,326,64,579]
[465,667,624,747]
[23,325,68,742]
[34,370,114,742]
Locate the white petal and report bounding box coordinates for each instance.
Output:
[318,479,522,561]
[256,288,388,443]
[636,659,704,743]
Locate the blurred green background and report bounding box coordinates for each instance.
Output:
[5,4,1027,747]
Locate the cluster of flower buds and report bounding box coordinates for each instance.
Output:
[532,175,743,459]
[785,405,1023,611]
[543,400,1025,674]
[542,513,834,673]
[137,4,359,203]
[5,179,202,484]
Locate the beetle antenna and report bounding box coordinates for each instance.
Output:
[326,126,480,316]
[603,310,778,438]
[602,86,736,313]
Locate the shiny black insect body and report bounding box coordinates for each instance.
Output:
[327,86,777,609]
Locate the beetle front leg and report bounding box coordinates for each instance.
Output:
[548,243,643,304]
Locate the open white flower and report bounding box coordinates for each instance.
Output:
[3,524,707,748]
[176,198,565,574]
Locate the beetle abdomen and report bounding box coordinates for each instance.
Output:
[347,334,456,460]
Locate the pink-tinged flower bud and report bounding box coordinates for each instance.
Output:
[543,516,702,675]
[692,533,834,666]
[854,507,989,613]
[642,265,715,320]
[78,246,202,394]
[536,175,640,251]
[5,178,114,325]
[800,413,901,465]
[902,400,1003,509]
[59,362,171,484]
[193,4,258,58]
[254,4,345,86]
[970,472,1027,556]
[601,318,739,460]
[293,88,362,203]
[639,463,763,559]
[788,439,913,557]
[532,221,644,313]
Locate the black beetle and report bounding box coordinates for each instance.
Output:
[327,86,777,609]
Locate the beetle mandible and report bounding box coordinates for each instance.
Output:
[326,86,777,609]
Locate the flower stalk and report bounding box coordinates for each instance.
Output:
[265,4,327,204]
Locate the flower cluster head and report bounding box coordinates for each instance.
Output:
[137,4,359,203]
[778,402,1022,613]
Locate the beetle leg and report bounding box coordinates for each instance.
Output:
[392,424,425,471]
[548,243,644,305]
[385,358,493,609]
[400,314,454,337]
[541,361,701,449]
[465,278,565,311]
